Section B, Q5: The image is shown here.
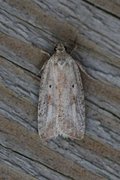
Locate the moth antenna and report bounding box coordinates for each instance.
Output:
[70,44,78,55]
[69,29,79,54]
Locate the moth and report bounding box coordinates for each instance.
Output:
[38,43,85,140]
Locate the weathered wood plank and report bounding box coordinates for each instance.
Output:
[0,0,120,179]
[83,0,120,18]
[0,146,70,180]
[0,163,36,180]
[0,32,49,74]
[0,0,120,62]
[0,115,105,180]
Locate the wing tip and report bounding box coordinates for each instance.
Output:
[38,131,85,141]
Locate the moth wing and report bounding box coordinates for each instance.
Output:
[38,58,57,139]
[58,57,85,140]
[38,54,85,140]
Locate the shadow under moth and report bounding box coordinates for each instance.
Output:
[38,43,85,140]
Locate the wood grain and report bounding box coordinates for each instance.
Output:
[0,0,120,179]
[83,0,120,18]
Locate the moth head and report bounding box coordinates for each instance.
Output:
[56,43,65,53]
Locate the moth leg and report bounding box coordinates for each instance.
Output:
[76,61,96,81]
[38,65,44,76]
[77,61,113,88]
[40,50,50,57]
[37,62,47,78]
[37,50,50,77]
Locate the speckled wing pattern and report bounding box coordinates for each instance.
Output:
[38,44,85,140]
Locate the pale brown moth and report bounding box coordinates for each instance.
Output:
[38,43,85,140]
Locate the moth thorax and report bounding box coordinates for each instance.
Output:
[56,43,65,53]
[58,58,65,66]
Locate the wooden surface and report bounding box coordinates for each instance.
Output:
[0,0,120,179]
